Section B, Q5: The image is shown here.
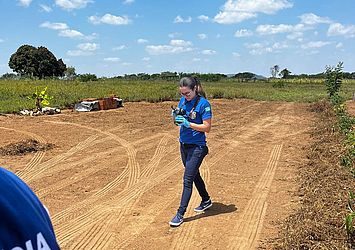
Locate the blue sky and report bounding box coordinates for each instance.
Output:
[0,0,354,77]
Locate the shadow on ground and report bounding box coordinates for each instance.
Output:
[184,202,237,223]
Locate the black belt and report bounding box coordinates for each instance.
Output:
[181,143,197,148]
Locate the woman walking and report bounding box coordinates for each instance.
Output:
[170,76,212,227]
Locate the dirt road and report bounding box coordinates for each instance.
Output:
[0,99,313,249]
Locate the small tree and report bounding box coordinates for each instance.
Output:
[325,62,343,98]
[279,68,291,79]
[28,87,53,111]
[64,66,76,80]
[270,65,280,78]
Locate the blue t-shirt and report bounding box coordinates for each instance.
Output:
[0,167,60,250]
[178,95,212,146]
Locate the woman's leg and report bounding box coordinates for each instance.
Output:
[177,145,208,215]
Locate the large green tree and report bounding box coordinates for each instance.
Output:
[9,44,66,78]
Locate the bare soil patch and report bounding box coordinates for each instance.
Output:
[271,100,355,249]
[0,99,313,249]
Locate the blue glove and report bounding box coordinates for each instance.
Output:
[175,115,190,128]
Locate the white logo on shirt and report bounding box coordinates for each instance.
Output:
[10,232,51,250]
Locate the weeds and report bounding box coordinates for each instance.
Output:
[345,191,355,242]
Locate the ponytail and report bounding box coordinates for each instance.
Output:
[179,76,206,98]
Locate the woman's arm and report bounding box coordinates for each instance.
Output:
[190,118,211,133]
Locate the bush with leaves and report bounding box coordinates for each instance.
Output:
[325,61,343,99]
[28,87,53,111]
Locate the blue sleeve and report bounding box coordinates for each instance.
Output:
[177,97,184,108]
[201,100,212,120]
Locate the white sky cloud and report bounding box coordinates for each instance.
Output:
[287,32,303,40]
[214,11,256,24]
[168,32,182,38]
[39,4,52,12]
[18,0,32,7]
[256,24,295,34]
[113,45,127,51]
[121,62,132,66]
[245,41,287,55]
[214,0,293,24]
[123,0,134,4]
[234,29,253,37]
[198,15,209,22]
[299,13,332,25]
[142,57,150,61]
[89,14,131,25]
[170,39,192,47]
[174,15,192,23]
[272,42,288,49]
[59,29,84,38]
[40,21,69,30]
[137,39,148,44]
[77,43,99,51]
[256,23,308,35]
[67,50,92,56]
[301,41,331,49]
[335,42,343,49]
[327,23,355,38]
[233,52,241,57]
[224,0,293,14]
[201,50,217,55]
[146,45,193,55]
[245,42,264,49]
[198,33,208,40]
[55,0,93,10]
[104,57,120,62]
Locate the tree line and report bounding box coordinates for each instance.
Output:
[2,44,355,82]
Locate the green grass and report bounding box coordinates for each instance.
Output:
[1,78,355,113]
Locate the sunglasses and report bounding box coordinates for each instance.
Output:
[180,90,193,97]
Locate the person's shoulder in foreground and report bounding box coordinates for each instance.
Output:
[0,167,60,250]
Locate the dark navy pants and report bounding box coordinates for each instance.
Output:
[178,143,210,215]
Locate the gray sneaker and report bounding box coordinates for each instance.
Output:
[194,199,212,213]
[169,213,183,227]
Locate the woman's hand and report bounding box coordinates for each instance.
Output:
[175,115,190,128]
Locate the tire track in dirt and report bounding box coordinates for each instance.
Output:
[74,102,284,249]
[36,147,121,197]
[0,126,46,180]
[44,120,140,200]
[67,135,172,248]
[112,106,288,249]
[56,135,172,248]
[37,132,167,198]
[22,134,100,182]
[115,139,244,249]
[169,106,286,250]
[215,101,264,125]
[114,139,257,249]
[32,130,165,185]
[228,144,283,249]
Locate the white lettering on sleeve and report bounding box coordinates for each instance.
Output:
[10,232,51,250]
[25,240,34,250]
[37,233,51,250]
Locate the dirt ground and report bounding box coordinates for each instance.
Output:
[0,99,314,249]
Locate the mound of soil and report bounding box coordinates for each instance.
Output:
[0,139,54,156]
